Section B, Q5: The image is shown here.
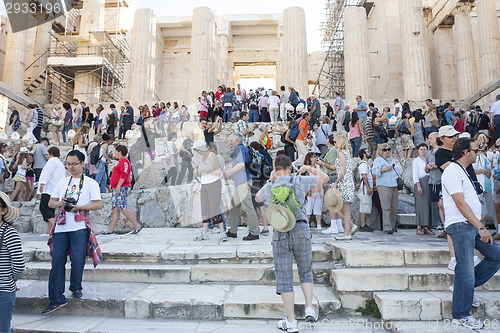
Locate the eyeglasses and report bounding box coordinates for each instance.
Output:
[496,145,500,148]
[445,135,457,138]
[382,148,391,152]
[66,162,82,167]
[469,149,479,153]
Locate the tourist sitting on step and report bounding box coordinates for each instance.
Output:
[256,155,328,332]
[441,137,500,330]
[42,150,102,315]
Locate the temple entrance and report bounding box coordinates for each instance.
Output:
[234,64,277,92]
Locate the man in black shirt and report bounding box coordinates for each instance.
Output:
[324,101,335,131]
[176,135,194,185]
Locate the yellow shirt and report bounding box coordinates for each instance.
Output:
[193,127,205,142]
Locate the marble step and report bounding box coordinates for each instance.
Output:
[375,291,500,321]
[21,262,331,285]
[388,320,500,333]
[332,267,500,292]
[11,314,386,333]
[329,242,450,267]
[14,280,341,320]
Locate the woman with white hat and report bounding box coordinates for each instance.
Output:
[192,140,227,242]
[9,147,29,202]
[0,191,25,332]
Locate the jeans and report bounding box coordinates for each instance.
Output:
[446,222,500,319]
[49,228,88,306]
[118,126,124,140]
[74,117,82,128]
[176,159,193,185]
[62,123,70,143]
[107,125,115,136]
[350,136,361,157]
[0,291,15,333]
[158,120,166,137]
[33,126,42,143]
[223,106,232,123]
[494,115,500,139]
[249,109,259,123]
[95,160,107,193]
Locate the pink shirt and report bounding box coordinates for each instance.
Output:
[349,122,361,139]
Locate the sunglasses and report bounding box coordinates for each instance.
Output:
[382,148,391,152]
[470,149,479,153]
[445,135,457,138]
[496,145,500,148]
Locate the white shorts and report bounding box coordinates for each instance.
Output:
[306,193,323,216]
[356,188,372,214]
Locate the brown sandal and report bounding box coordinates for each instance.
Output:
[416,227,425,235]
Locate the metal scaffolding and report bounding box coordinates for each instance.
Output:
[312,0,366,100]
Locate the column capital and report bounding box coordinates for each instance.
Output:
[452,2,474,15]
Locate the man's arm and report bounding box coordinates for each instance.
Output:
[361,173,373,195]
[451,192,493,244]
[223,162,245,178]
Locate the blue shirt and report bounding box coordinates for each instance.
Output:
[372,156,401,188]
[231,143,252,186]
[357,101,368,118]
[444,109,454,126]
[124,106,134,124]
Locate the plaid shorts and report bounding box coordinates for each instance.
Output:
[272,221,313,294]
[111,186,131,210]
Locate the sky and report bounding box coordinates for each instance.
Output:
[139,0,325,53]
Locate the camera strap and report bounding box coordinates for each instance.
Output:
[453,161,478,194]
[64,174,85,203]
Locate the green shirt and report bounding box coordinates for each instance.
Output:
[322,146,338,177]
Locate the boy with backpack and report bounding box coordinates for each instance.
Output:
[255,154,329,332]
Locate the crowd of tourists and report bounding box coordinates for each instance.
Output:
[0,89,500,332]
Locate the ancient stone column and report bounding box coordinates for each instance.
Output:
[219,34,229,85]
[476,0,500,86]
[74,0,105,103]
[3,15,28,92]
[344,6,371,100]
[188,7,216,104]
[452,4,478,98]
[281,7,308,98]
[29,21,52,101]
[399,0,432,100]
[128,8,157,105]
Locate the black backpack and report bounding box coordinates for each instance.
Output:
[468,111,480,127]
[245,146,263,178]
[89,143,103,165]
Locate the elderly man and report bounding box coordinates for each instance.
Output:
[222,132,260,241]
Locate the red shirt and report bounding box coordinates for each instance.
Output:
[454,118,465,133]
[110,157,132,188]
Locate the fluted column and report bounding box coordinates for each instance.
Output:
[399,0,432,100]
[29,21,52,102]
[344,6,371,100]
[3,12,28,92]
[188,7,216,104]
[476,0,500,85]
[79,0,105,35]
[128,9,157,105]
[219,34,229,85]
[281,7,308,98]
[452,4,478,98]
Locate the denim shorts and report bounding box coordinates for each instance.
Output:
[111,187,131,210]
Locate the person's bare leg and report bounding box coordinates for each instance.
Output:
[438,199,445,224]
[447,235,455,257]
[107,207,121,233]
[343,203,352,236]
[315,215,322,227]
[281,292,296,321]
[300,282,313,308]
[10,182,21,201]
[259,206,269,230]
[360,212,366,227]
[46,218,54,234]
[121,208,141,230]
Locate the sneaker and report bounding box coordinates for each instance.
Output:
[220,233,228,242]
[260,229,270,236]
[212,228,221,234]
[322,225,339,234]
[448,258,456,271]
[385,230,393,234]
[316,224,322,231]
[305,306,317,322]
[335,234,352,240]
[39,233,49,237]
[449,286,480,307]
[193,233,209,241]
[72,290,83,299]
[243,233,259,241]
[277,317,299,333]
[452,315,484,329]
[41,302,68,315]
[350,224,359,236]
[436,224,443,230]
[359,225,374,232]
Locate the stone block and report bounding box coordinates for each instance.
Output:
[191,264,270,283]
[405,268,454,291]
[374,291,441,321]
[428,291,485,320]
[338,245,404,267]
[332,268,408,292]
[311,244,332,262]
[475,291,500,320]
[338,291,372,310]
[236,245,273,260]
[404,248,450,266]
[13,315,107,333]
[397,214,416,226]
[482,271,500,291]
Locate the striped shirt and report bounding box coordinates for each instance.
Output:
[36,109,44,128]
[0,223,25,292]
[364,117,375,140]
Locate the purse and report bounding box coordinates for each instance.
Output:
[398,120,411,135]
[52,119,63,126]
[383,157,404,190]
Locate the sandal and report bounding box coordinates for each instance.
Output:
[129,226,143,235]
[101,231,115,235]
[424,228,435,235]
[416,227,425,235]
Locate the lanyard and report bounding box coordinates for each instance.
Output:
[453,161,478,194]
[64,174,85,203]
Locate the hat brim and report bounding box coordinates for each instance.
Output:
[265,205,296,232]
[324,187,343,213]
[0,192,18,224]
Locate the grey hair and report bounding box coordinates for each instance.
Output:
[232,132,244,142]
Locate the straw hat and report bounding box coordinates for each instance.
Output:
[324,187,343,213]
[265,205,296,232]
[0,192,19,224]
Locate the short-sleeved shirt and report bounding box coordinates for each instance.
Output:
[193,127,205,142]
[74,104,83,119]
[269,96,280,109]
[442,162,481,227]
[357,101,368,118]
[311,99,321,117]
[258,175,317,222]
[491,99,500,117]
[435,147,478,181]
[334,97,344,111]
[33,144,48,169]
[123,106,134,124]
[297,119,309,141]
[425,148,441,185]
[110,157,132,188]
[394,103,403,118]
[231,143,251,186]
[358,161,373,189]
[444,110,454,126]
[51,176,101,233]
[237,120,249,145]
[322,146,338,177]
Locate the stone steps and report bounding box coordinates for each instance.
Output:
[388,320,500,333]
[21,261,331,285]
[14,280,341,320]
[375,291,500,321]
[332,267,500,293]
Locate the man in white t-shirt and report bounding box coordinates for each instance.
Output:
[393,98,403,118]
[442,138,500,330]
[356,149,374,232]
[42,150,102,315]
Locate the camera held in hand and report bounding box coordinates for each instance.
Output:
[63,197,78,212]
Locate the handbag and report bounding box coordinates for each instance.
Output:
[398,120,411,135]
[52,119,63,126]
[429,112,439,128]
[383,157,404,190]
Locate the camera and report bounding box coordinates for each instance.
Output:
[63,197,78,212]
